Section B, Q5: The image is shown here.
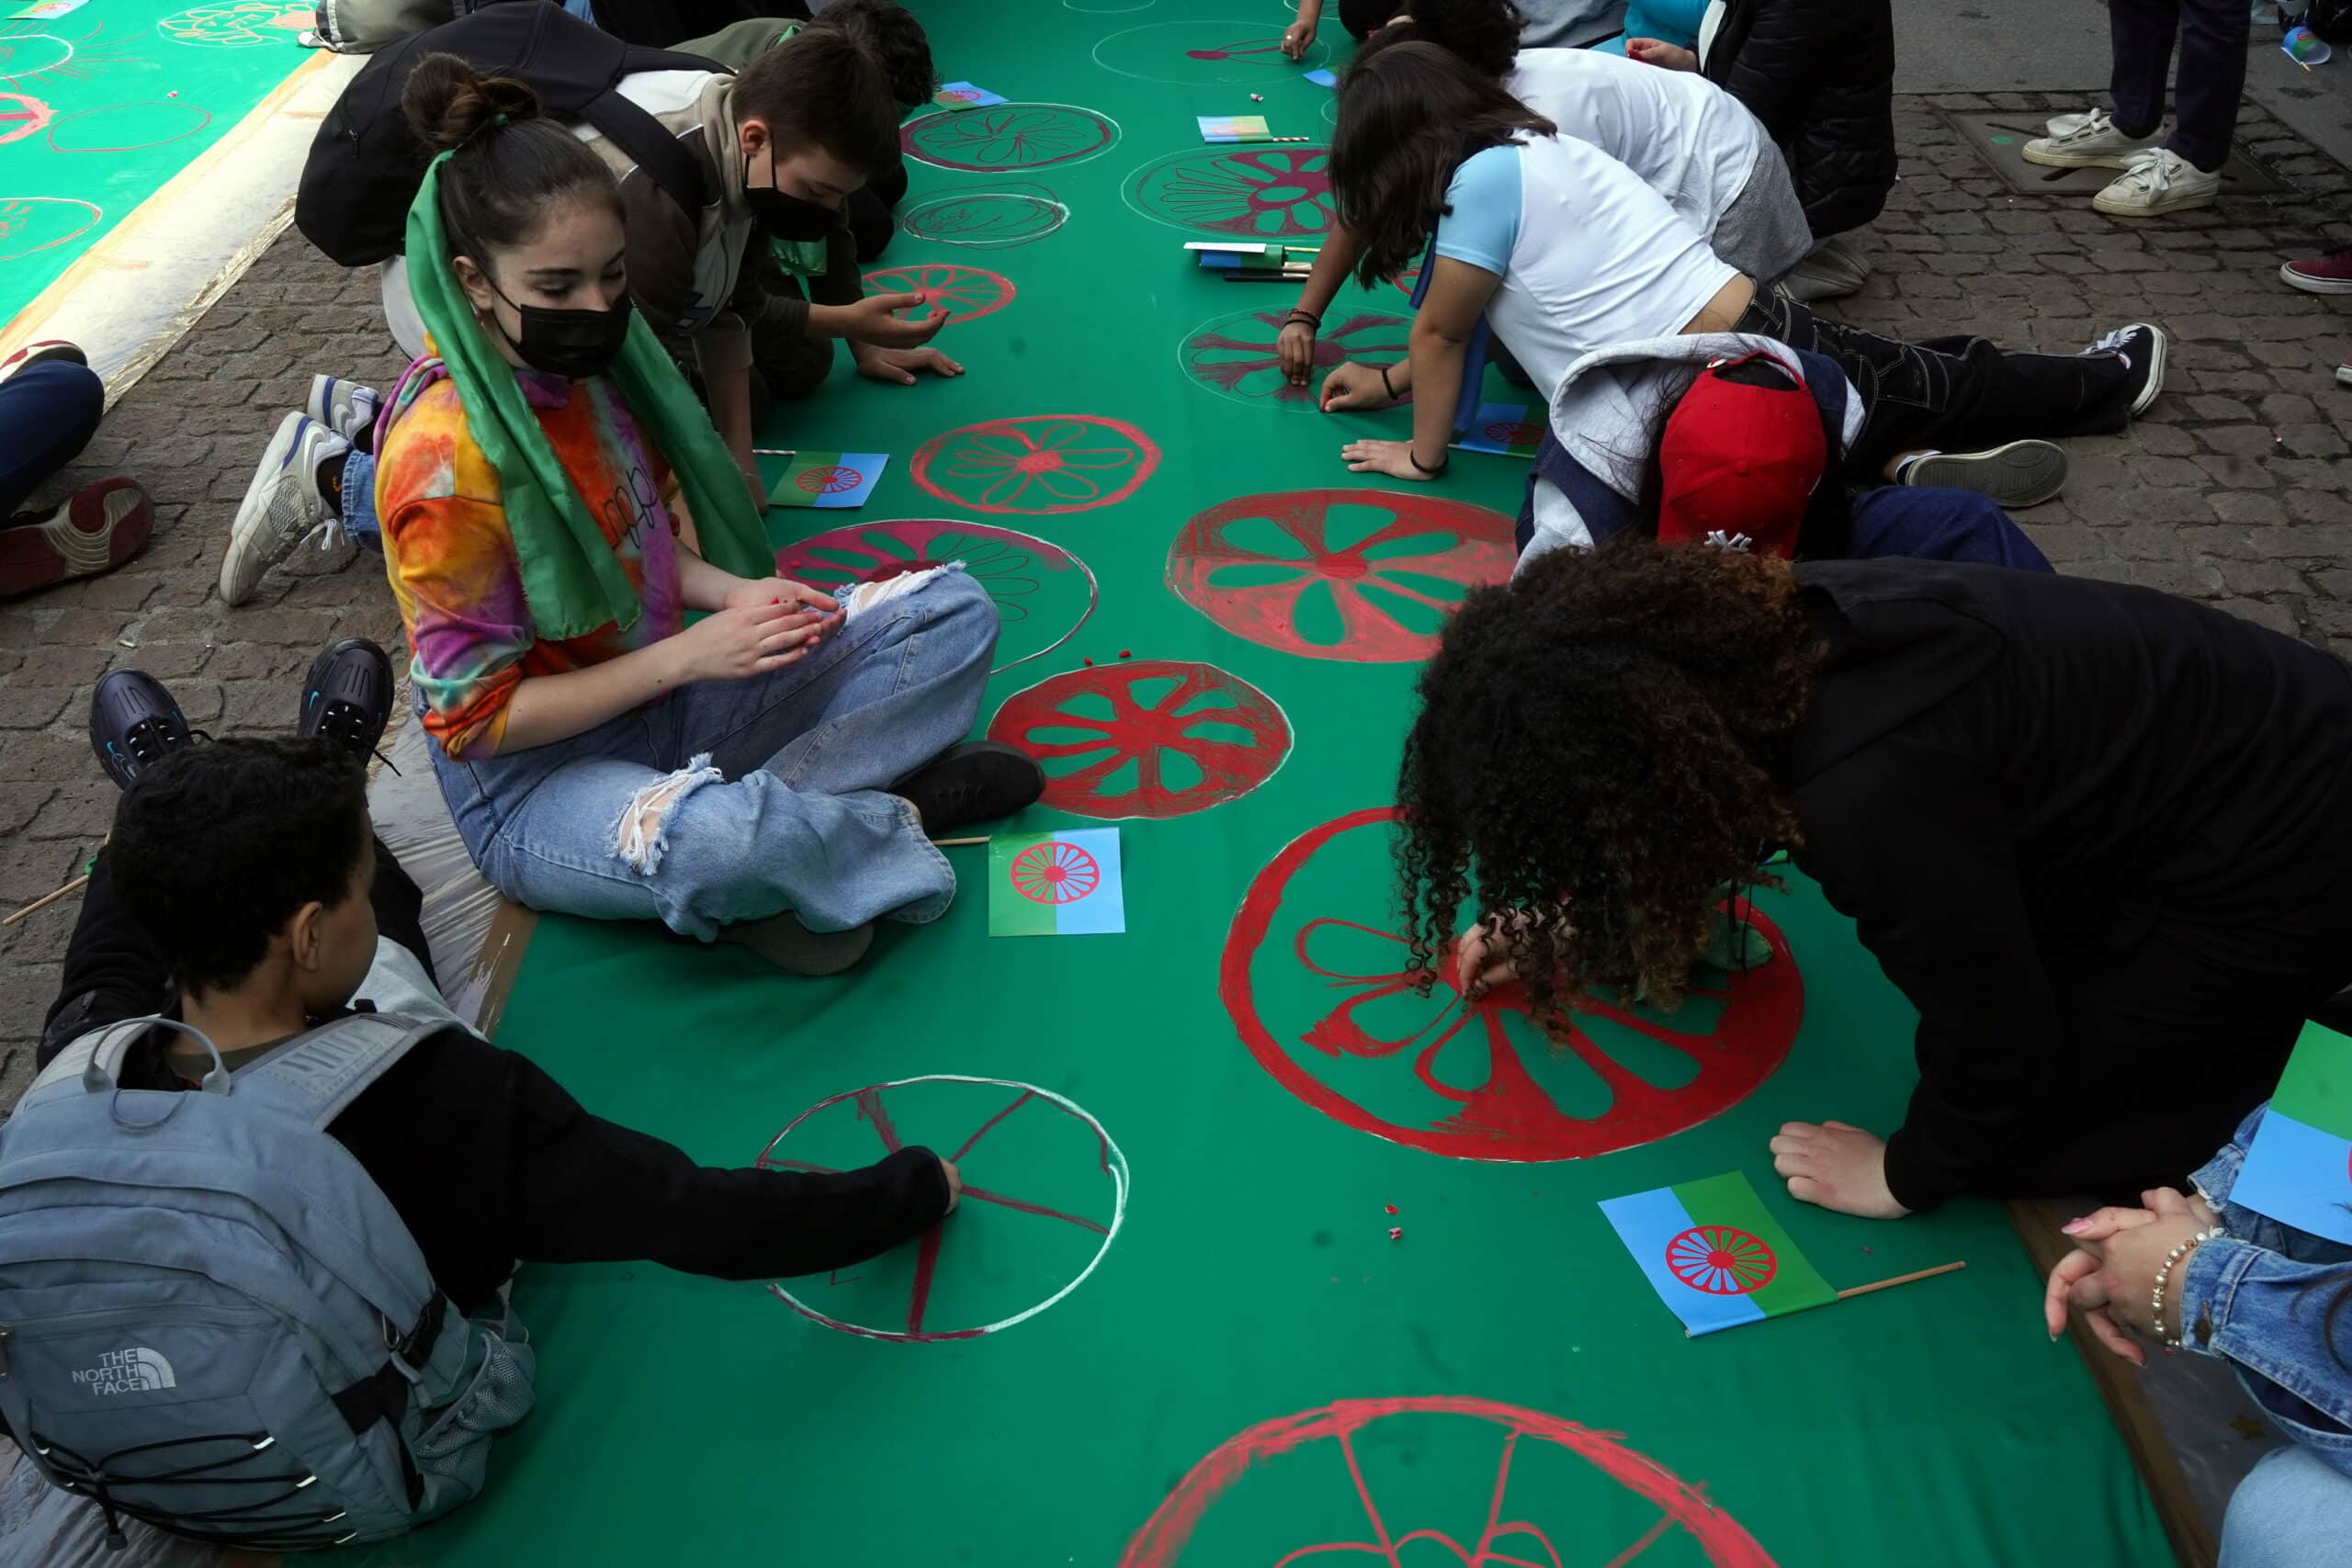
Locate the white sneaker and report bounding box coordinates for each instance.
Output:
[2092,149,2219,218]
[2082,322,2168,417]
[220,412,347,606]
[304,375,380,449]
[2023,107,2165,170]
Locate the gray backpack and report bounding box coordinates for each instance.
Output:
[0,993,534,1551]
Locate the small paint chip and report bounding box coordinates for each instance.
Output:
[1117,649,1131,659]
[1386,1226,1403,1241]
[1250,93,1263,102]
[1384,1204,1397,1214]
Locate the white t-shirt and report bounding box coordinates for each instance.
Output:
[1434,134,1739,403]
[1501,48,1764,244]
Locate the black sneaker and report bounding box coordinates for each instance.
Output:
[2083,322,2167,418]
[297,637,393,765]
[891,741,1045,836]
[89,670,191,791]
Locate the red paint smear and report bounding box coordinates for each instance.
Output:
[857,263,1017,323]
[987,658,1292,820]
[959,1182,1112,1235]
[1181,308,1410,407]
[1217,807,1804,1162]
[904,1224,945,1335]
[1166,488,1517,663]
[1116,1395,1779,1568]
[948,1088,1035,1162]
[910,413,1161,516]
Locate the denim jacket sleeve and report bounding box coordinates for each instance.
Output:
[2182,1102,2352,1477]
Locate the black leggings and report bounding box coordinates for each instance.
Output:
[1736,290,2140,478]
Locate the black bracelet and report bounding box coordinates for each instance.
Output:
[1408,446,1447,475]
[1378,363,1397,400]
[1284,308,1321,328]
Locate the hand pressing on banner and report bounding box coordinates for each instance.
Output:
[854,344,967,387]
[1769,1120,1911,1220]
[2042,1186,2222,1366]
[1280,0,1318,59]
[1319,358,1405,412]
[1340,437,1445,481]
[1625,38,1700,71]
[1279,316,1319,386]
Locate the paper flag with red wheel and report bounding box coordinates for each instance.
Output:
[1599,1170,1837,1337]
[1452,401,1544,458]
[768,452,888,510]
[989,828,1125,937]
[933,81,1008,109]
[2232,1021,2352,1244]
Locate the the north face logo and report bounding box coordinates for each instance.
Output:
[71,1347,176,1396]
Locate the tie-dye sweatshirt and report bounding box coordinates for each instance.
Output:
[376,361,687,757]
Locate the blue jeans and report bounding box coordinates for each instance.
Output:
[427,569,999,938]
[0,360,103,518]
[1848,487,2054,572]
[339,449,381,550]
[2110,0,2248,175]
[2221,1445,2352,1568]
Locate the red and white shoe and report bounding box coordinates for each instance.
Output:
[0,477,153,597]
[2335,355,2352,389]
[2288,251,2352,295]
[0,340,87,384]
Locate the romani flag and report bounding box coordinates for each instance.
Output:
[2232,1021,2352,1245]
[1599,1171,1838,1337]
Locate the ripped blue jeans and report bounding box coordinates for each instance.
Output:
[427,569,998,938]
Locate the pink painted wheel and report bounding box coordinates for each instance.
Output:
[1166,488,1517,662]
[1127,145,1334,239]
[987,660,1292,819]
[1120,1396,1779,1567]
[1666,1226,1779,1294]
[859,262,1016,324]
[0,93,53,148]
[1179,307,1411,409]
[1009,840,1101,904]
[1219,807,1804,1163]
[912,414,1160,516]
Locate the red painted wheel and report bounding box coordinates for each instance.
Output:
[901,103,1117,171]
[1666,1226,1779,1294]
[913,413,1161,516]
[1126,146,1334,239]
[1486,419,1542,446]
[1119,1396,1779,1568]
[1009,840,1101,904]
[1219,807,1804,1162]
[1391,263,1423,298]
[987,660,1292,819]
[773,519,1095,674]
[859,262,1016,324]
[797,465,861,496]
[1166,488,1517,662]
[1178,307,1411,409]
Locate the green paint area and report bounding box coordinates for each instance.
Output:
[0,1,313,324]
[346,3,2173,1562]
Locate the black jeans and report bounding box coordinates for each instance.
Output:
[1736,290,2139,479]
[2110,0,2249,175]
[37,837,436,1068]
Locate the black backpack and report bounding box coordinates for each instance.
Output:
[297,1,721,267]
[2309,0,2352,43]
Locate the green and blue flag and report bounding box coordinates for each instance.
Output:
[2233,1021,2352,1244]
[1600,1171,1838,1337]
[988,828,1126,938]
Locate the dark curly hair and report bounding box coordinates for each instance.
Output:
[812,0,937,108]
[1330,41,1553,287]
[1395,541,1824,1019]
[1373,0,1526,78]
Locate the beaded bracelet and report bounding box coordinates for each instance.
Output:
[2150,1226,2223,1348]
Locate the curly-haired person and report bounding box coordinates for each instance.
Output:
[1396,542,2352,1220]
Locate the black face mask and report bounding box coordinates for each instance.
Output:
[746,165,838,243]
[485,279,633,380]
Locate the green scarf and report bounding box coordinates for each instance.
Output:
[402,152,775,641]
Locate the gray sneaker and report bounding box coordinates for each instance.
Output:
[220,412,346,606]
[2023,107,2164,170]
[1894,441,2069,510]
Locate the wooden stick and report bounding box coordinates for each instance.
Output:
[6,872,89,927]
[932,835,990,847]
[1836,1259,1966,1301]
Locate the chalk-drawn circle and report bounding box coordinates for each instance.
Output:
[0,34,73,83]
[774,518,1095,675]
[899,189,1070,250]
[859,262,1016,323]
[1119,1396,1781,1567]
[0,196,100,263]
[1091,17,1331,85]
[756,1075,1130,1343]
[1166,487,1515,663]
[157,0,311,44]
[988,660,1293,820]
[1066,0,1153,12]
[1125,144,1334,239]
[46,100,214,153]
[1010,840,1101,903]
[900,103,1119,172]
[0,91,52,146]
[1178,305,1410,409]
[1219,807,1804,1163]
[912,413,1159,516]
[1666,1226,1780,1294]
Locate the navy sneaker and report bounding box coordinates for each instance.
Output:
[89,670,191,791]
[297,637,393,766]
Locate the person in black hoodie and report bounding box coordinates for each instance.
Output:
[1396,542,2352,1221]
[1628,0,1895,301]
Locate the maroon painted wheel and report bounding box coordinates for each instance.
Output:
[1219,807,1804,1162]
[912,414,1160,516]
[1665,1226,1780,1294]
[1126,145,1334,239]
[859,262,1016,324]
[1119,1396,1780,1567]
[987,660,1293,819]
[1166,488,1517,662]
[1178,307,1411,409]
[901,103,1117,172]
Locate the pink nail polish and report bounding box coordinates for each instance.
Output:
[2062,1218,2090,1235]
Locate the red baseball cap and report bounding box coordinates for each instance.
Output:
[1655,354,1828,558]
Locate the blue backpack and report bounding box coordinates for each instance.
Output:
[0,996,533,1551]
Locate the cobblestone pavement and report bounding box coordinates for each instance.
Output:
[4,90,2352,1104]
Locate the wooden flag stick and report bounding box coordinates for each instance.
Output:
[6,873,89,927]
[1836,1259,1966,1301]
[932,835,990,847]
